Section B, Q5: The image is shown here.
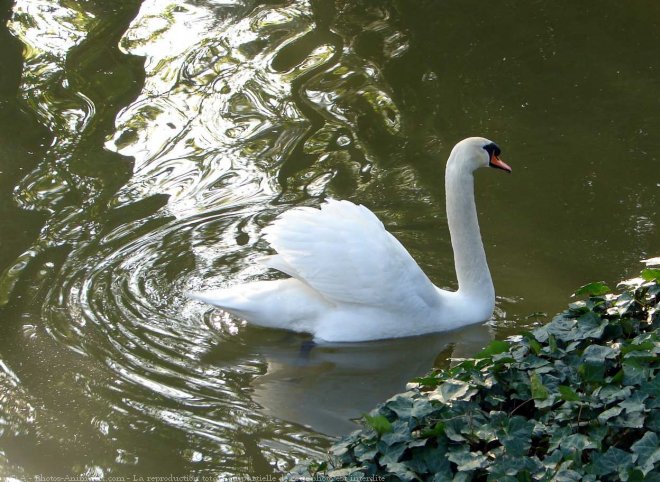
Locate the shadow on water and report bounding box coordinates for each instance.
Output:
[239,323,492,437]
[0,0,50,277]
[0,0,658,478]
[0,0,52,476]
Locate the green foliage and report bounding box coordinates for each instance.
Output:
[364,413,393,436]
[642,269,660,282]
[287,267,660,482]
[573,281,612,297]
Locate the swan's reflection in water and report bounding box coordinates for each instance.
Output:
[205,322,492,436]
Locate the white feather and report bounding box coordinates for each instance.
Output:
[260,200,440,309]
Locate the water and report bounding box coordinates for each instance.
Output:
[1,0,658,478]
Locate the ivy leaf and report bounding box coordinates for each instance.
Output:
[640,374,660,399]
[420,421,445,438]
[498,416,534,456]
[619,392,648,413]
[573,281,611,297]
[384,462,421,481]
[641,268,660,282]
[548,426,571,452]
[414,375,441,388]
[646,411,660,432]
[630,431,660,475]
[582,345,617,363]
[552,469,583,481]
[447,446,489,471]
[561,433,597,451]
[379,442,408,465]
[558,385,581,402]
[596,384,632,403]
[575,312,608,340]
[443,418,468,442]
[623,360,650,385]
[411,398,437,420]
[611,369,625,385]
[597,406,623,424]
[353,442,378,463]
[381,420,412,446]
[616,410,645,429]
[387,394,414,418]
[543,317,577,342]
[331,440,351,457]
[475,340,510,359]
[622,341,655,355]
[363,414,392,436]
[523,333,542,355]
[590,446,634,478]
[530,372,549,400]
[430,472,453,482]
[588,424,609,450]
[578,363,605,383]
[428,379,477,404]
[486,454,544,480]
[419,444,451,474]
[474,421,497,443]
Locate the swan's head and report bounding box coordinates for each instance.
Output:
[450,137,512,174]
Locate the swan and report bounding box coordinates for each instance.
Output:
[188,137,511,342]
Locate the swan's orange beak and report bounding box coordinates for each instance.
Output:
[489,154,512,173]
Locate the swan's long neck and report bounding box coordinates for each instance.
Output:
[445,152,495,303]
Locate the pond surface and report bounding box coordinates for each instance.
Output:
[1,0,658,478]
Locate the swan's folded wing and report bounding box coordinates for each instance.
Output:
[261,200,441,310]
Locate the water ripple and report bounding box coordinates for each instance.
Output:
[2,0,428,476]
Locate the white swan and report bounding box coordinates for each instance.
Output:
[188,137,511,342]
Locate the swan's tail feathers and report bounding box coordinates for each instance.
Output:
[186,279,328,333]
[186,287,254,320]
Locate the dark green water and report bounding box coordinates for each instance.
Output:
[0,0,658,477]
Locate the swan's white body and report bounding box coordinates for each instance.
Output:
[189,137,511,342]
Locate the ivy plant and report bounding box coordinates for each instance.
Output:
[287,266,660,481]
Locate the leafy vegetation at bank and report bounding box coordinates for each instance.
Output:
[288,266,660,481]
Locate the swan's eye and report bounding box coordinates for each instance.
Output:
[483,142,501,158]
[484,142,512,173]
